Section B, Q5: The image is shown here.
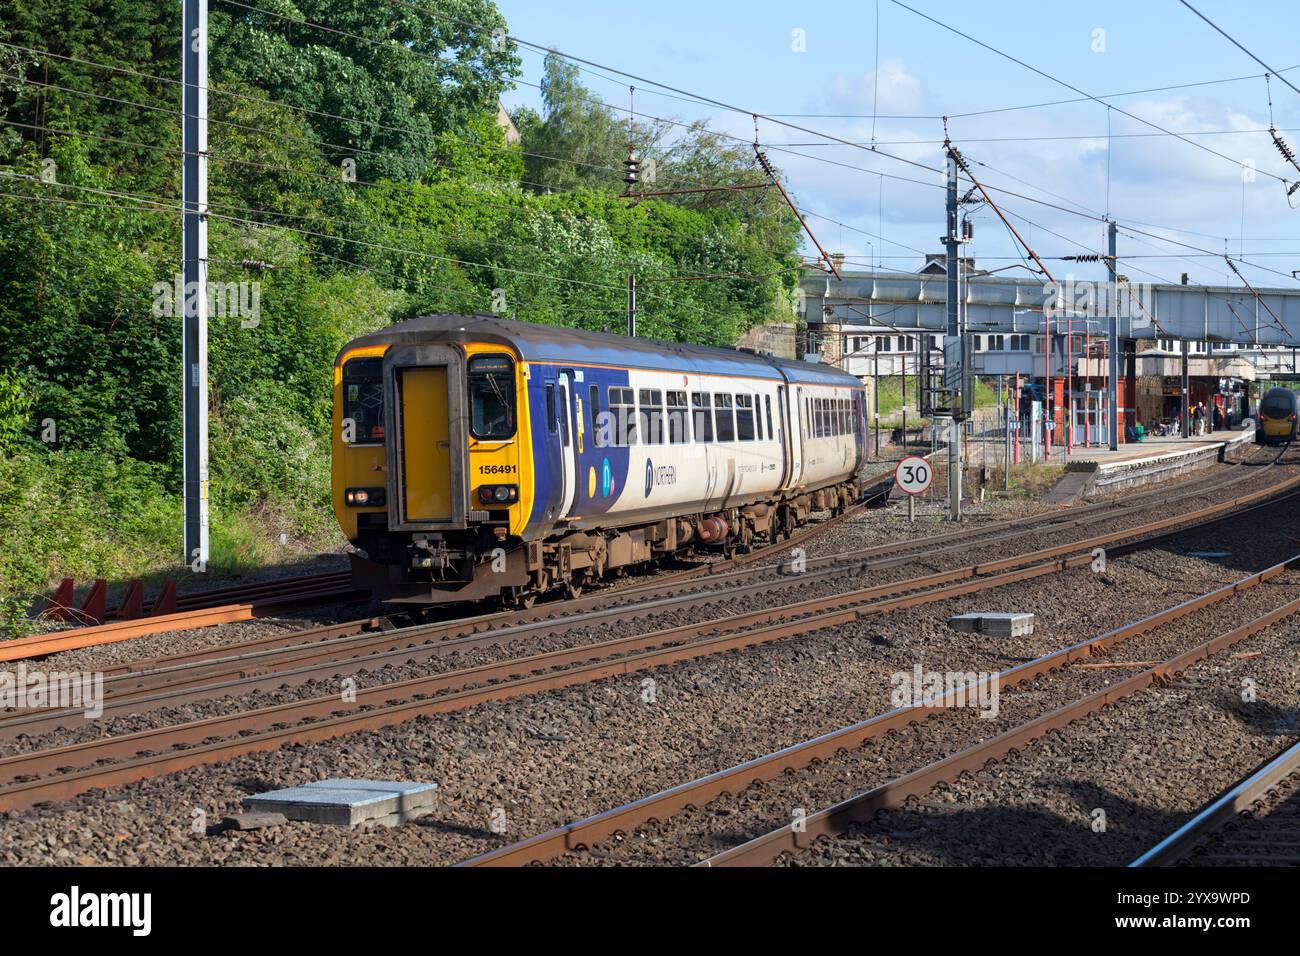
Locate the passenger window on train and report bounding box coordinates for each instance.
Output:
[557,385,570,446]
[667,391,690,444]
[764,395,773,439]
[814,399,823,438]
[714,393,735,442]
[609,387,636,445]
[753,394,763,440]
[343,357,385,444]
[468,354,515,440]
[736,394,755,441]
[639,388,664,445]
[691,392,714,443]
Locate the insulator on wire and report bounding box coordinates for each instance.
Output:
[1272,127,1298,167]
[623,145,638,188]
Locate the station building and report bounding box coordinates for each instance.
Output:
[800,257,1300,444]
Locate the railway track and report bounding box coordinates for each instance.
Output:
[8,443,1275,665]
[1131,738,1300,866]
[7,442,1286,686]
[4,448,1295,735]
[462,546,1300,868]
[4,462,893,664]
[8,571,365,663]
[0,465,1297,815]
[461,549,1300,867]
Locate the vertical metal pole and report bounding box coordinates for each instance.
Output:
[1066,316,1073,455]
[873,344,880,458]
[1004,399,1012,490]
[1181,339,1191,437]
[627,272,636,337]
[901,353,907,451]
[944,149,963,519]
[182,0,209,570]
[1014,371,1021,465]
[1107,220,1119,449]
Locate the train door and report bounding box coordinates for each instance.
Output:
[784,384,804,489]
[383,344,468,532]
[557,371,579,518]
[776,384,792,488]
[399,367,453,522]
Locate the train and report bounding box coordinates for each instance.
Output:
[1256,386,1299,445]
[332,314,868,607]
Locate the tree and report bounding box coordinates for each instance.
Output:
[209,0,522,182]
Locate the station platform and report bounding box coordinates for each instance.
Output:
[1042,428,1256,501]
[1055,429,1253,468]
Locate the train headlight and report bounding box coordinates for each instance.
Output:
[478,484,519,505]
[345,487,386,507]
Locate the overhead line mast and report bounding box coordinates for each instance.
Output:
[182,0,209,571]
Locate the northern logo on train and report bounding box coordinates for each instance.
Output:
[644,459,676,497]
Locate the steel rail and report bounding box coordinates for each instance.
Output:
[697,583,1300,866]
[6,467,1296,742]
[1,583,368,662]
[2,481,1299,810]
[6,443,1272,665]
[58,476,1249,708]
[463,555,1300,866]
[1130,738,1300,866]
[1,473,882,665]
[14,442,1284,708]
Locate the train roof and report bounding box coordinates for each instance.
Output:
[343,313,862,388]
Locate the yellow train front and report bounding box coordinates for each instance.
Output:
[333,314,867,608]
[1256,386,1298,445]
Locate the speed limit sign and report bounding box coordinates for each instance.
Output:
[894,455,933,496]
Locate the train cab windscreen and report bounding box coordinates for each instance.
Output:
[343,357,385,444]
[1261,389,1294,418]
[468,355,516,439]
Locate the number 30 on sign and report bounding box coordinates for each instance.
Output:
[894,455,932,496]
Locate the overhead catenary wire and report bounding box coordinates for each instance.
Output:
[12,4,1300,309]
[888,0,1291,187]
[17,14,1285,289]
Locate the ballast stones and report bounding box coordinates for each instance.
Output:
[947,612,1035,638]
[243,779,438,828]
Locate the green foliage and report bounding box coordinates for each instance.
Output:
[0,368,34,454]
[0,449,175,636]
[210,0,521,182]
[0,1,806,635]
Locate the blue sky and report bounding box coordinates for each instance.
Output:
[496,0,1300,289]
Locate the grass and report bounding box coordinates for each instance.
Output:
[877,376,1002,424]
[0,447,344,638]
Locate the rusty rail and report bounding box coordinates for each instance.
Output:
[2,480,1299,813]
[463,555,1300,866]
[698,582,1300,866]
[6,468,1296,742]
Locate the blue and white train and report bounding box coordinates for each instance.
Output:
[332,314,867,606]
